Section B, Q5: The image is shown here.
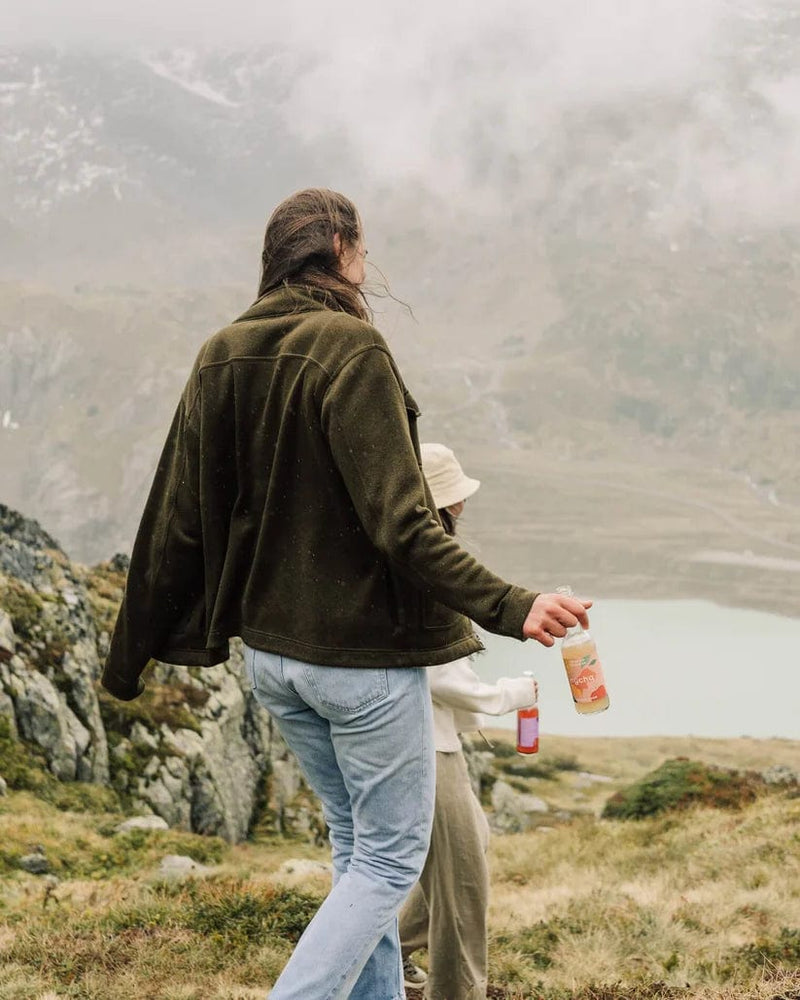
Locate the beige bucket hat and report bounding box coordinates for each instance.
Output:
[420,442,481,509]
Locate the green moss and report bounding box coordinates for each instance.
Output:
[247,761,276,839]
[85,561,126,636]
[0,579,44,640]
[48,783,119,814]
[0,716,119,815]
[185,883,320,945]
[1,808,227,879]
[494,920,563,970]
[42,634,71,694]
[602,758,766,821]
[93,878,321,949]
[98,677,205,737]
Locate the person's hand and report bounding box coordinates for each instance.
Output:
[523,593,592,647]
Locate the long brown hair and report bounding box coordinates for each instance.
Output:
[257,188,370,321]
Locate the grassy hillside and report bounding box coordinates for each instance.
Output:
[1,735,798,999]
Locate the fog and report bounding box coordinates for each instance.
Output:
[5,0,800,226]
[2,0,800,587]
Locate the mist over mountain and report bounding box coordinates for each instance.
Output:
[1,2,799,613]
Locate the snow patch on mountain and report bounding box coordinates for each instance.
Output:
[142,50,239,108]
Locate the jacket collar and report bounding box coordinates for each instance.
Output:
[236,285,331,323]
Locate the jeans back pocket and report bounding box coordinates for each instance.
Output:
[303,664,389,714]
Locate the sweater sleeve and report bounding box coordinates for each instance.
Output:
[320,344,538,639]
[428,659,537,715]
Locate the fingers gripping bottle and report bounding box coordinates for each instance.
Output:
[516,671,539,755]
[557,586,610,714]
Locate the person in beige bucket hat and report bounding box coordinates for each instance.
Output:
[400,442,539,1000]
[419,442,481,514]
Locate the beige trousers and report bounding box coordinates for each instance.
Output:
[399,749,491,1000]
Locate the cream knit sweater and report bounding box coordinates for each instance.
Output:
[429,655,537,752]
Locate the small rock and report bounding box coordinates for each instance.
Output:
[763,764,798,786]
[129,722,159,751]
[573,771,614,787]
[0,610,15,662]
[19,852,49,875]
[61,589,79,608]
[275,858,333,883]
[115,815,170,834]
[0,776,7,796]
[490,779,549,834]
[158,854,215,879]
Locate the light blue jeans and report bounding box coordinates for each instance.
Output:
[244,646,435,1000]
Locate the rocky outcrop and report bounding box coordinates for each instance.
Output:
[0,503,322,844]
[0,507,109,784]
[105,655,285,843]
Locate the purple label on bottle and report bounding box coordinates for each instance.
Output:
[518,714,539,748]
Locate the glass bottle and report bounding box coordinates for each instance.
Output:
[516,671,539,754]
[557,585,610,714]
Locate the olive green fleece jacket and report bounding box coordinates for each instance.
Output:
[101,286,538,701]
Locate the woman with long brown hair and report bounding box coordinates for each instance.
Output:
[102,188,591,1000]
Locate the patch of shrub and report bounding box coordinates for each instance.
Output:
[737,928,800,968]
[602,758,765,820]
[70,829,225,878]
[570,985,689,1000]
[493,918,572,970]
[109,879,321,948]
[498,753,581,781]
[148,830,227,866]
[479,770,497,807]
[0,578,44,640]
[247,762,279,840]
[97,673,206,737]
[498,759,557,780]
[0,714,47,789]
[0,715,119,815]
[188,884,319,944]
[48,782,119,814]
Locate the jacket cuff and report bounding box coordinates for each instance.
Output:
[101,669,145,701]
[500,587,539,639]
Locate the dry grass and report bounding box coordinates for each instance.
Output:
[487,791,800,998]
[0,738,798,1000]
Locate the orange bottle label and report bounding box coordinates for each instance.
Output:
[562,642,607,705]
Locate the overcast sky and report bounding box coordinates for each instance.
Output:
[2,0,722,49]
